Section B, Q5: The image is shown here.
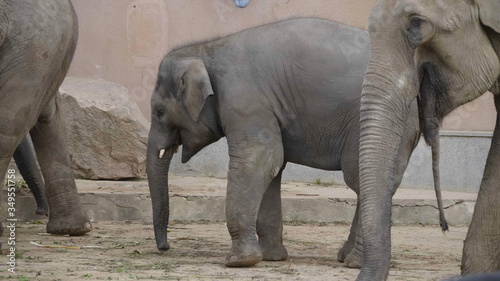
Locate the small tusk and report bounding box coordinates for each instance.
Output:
[159,149,166,159]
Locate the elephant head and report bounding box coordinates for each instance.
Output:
[147,56,223,250]
[358,0,500,280]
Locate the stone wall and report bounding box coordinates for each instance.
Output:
[62,0,496,188]
[169,132,492,193]
[67,0,496,132]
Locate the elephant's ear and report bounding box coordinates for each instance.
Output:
[175,58,215,122]
[478,0,500,33]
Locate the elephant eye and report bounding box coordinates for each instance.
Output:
[409,17,422,28]
[156,109,165,119]
[407,17,425,49]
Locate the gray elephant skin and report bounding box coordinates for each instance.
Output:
[146,18,421,267]
[444,272,500,281]
[356,1,500,280]
[13,135,48,216]
[0,0,91,240]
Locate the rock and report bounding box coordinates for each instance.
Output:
[59,77,149,180]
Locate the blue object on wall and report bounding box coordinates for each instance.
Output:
[234,0,250,8]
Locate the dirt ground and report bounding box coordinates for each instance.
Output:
[1,220,467,281]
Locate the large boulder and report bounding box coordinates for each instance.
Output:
[59,77,149,179]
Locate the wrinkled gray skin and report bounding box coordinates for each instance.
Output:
[13,135,48,216]
[444,272,500,281]
[147,18,420,267]
[357,0,500,280]
[0,0,92,242]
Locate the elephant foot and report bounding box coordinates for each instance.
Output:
[344,247,363,268]
[337,239,354,262]
[259,239,288,261]
[225,239,263,267]
[36,206,49,216]
[47,212,92,236]
[157,241,171,251]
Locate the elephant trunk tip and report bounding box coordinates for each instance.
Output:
[157,241,171,251]
[154,226,170,251]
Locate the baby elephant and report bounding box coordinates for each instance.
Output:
[146,18,420,267]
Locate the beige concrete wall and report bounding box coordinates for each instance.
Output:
[68,0,496,132]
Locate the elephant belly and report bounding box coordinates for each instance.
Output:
[283,142,343,171]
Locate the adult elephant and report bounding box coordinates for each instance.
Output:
[357,0,499,280]
[0,0,91,240]
[146,18,425,267]
[13,135,48,216]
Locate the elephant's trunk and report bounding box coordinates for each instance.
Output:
[356,51,418,281]
[146,135,175,251]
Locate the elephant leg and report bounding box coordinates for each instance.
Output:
[30,95,91,235]
[462,96,500,274]
[0,155,12,184]
[0,120,26,180]
[0,107,32,250]
[13,135,48,215]
[343,199,364,269]
[224,117,284,267]
[338,133,363,267]
[0,155,8,250]
[257,164,287,261]
[338,199,361,264]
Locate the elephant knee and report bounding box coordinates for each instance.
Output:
[229,147,283,183]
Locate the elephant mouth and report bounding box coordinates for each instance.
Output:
[417,69,425,135]
[417,62,450,147]
[159,149,167,158]
[158,145,180,159]
[158,131,182,159]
